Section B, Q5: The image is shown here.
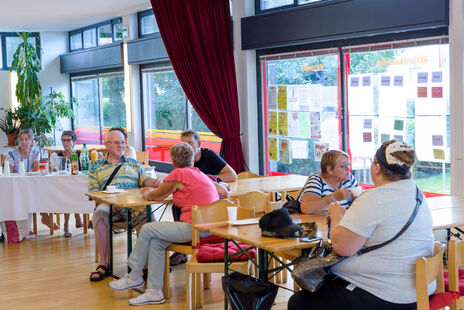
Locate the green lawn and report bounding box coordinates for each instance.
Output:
[414,173,450,194]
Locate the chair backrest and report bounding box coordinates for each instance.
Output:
[191,199,255,245]
[237,171,265,180]
[286,189,302,200]
[136,151,149,165]
[231,191,270,217]
[416,242,446,310]
[448,239,464,308]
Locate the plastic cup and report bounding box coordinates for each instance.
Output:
[351,186,363,198]
[227,207,238,222]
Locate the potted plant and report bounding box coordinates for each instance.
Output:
[0,107,21,146]
[10,32,76,155]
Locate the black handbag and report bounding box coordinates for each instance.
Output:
[292,186,424,293]
[282,191,302,214]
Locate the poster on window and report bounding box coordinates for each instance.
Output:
[292,140,308,159]
[347,74,374,115]
[415,116,449,163]
[288,112,299,137]
[287,86,299,111]
[278,112,288,136]
[311,125,321,139]
[379,74,407,118]
[268,137,278,161]
[309,84,322,111]
[278,86,287,110]
[297,85,311,111]
[280,138,291,164]
[314,143,329,161]
[268,111,278,135]
[267,85,277,109]
[299,112,311,139]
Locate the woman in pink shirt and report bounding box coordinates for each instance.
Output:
[108,142,228,306]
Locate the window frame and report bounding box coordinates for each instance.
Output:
[0,32,41,71]
[68,18,122,52]
[137,9,160,38]
[256,0,330,14]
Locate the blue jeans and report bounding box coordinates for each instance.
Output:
[127,221,192,290]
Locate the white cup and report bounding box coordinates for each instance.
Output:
[351,186,363,198]
[0,166,3,175]
[227,207,238,222]
[106,185,117,192]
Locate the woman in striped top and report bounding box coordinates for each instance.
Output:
[299,150,358,214]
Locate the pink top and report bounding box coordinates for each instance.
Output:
[164,167,219,223]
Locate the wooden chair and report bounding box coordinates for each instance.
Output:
[231,191,270,218]
[448,239,464,310]
[185,202,255,309]
[416,242,446,310]
[237,171,265,180]
[136,151,149,165]
[162,199,239,299]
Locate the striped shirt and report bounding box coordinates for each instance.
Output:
[88,155,151,192]
[299,172,358,208]
[7,147,40,173]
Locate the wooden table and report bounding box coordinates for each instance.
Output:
[228,175,308,199]
[86,188,170,275]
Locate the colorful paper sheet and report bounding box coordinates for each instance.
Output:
[267,86,277,109]
[268,111,278,135]
[280,139,291,164]
[288,112,299,137]
[268,137,278,161]
[278,86,287,110]
[299,112,311,139]
[278,112,288,136]
[314,143,329,161]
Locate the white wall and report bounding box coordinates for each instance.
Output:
[0,71,12,151]
[38,31,71,144]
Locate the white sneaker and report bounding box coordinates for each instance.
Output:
[109,274,144,291]
[129,289,165,305]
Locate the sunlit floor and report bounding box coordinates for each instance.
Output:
[0,215,294,310]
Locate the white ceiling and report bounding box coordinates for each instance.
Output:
[0,0,151,32]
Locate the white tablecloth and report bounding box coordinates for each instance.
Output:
[0,174,94,221]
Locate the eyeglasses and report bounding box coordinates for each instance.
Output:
[107,141,127,146]
[61,138,73,142]
[337,163,351,169]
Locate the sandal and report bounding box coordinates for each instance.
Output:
[64,228,72,238]
[90,265,110,282]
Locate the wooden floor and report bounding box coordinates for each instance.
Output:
[0,217,294,310]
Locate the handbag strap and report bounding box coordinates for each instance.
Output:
[102,163,123,191]
[357,186,423,255]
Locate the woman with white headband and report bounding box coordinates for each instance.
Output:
[288,140,434,310]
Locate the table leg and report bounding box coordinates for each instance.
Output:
[109,205,114,276]
[147,205,152,222]
[48,213,54,235]
[224,238,229,310]
[127,209,132,273]
[258,249,269,281]
[83,214,88,234]
[33,214,37,235]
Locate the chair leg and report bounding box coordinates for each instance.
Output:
[83,214,88,234]
[33,214,37,235]
[163,251,171,298]
[195,272,202,309]
[49,213,54,235]
[293,282,300,292]
[186,269,191,310]
[282,259,288,283]
[203,273,211,289]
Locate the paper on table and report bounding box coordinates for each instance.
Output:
[229,218,259,226]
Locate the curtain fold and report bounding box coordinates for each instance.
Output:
[150,0,245,173]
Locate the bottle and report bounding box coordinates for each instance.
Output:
[80,144,89,174]
[3,159,10,176]
[71,153,79,175]
[90,148,98,164]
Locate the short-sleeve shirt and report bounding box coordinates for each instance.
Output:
[7,147,40,173]
[194,148,227,176]
[164,166,219,224]
[299,172,358,208]
[88,155,151,192]
[331,179,435,303]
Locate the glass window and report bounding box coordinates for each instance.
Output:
[113,23,124,41]
[101,75,126,129]
[6,36,37,68]
[72,73,126,144]
[98,24,113,46]
[346,44,450,194]
[83,28,97,48]
[140,14,159,35]
[72,77,100,144]
[261,0,293,10]
[0,39,2,68]
[261,53,341,176]
[70,33,82,50]
[142,68,220,164]
[298,0,323,4]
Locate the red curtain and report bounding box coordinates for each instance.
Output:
[150,0,245,173]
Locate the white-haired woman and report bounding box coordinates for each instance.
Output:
[108,142,228,306]
[288,140,434,310]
